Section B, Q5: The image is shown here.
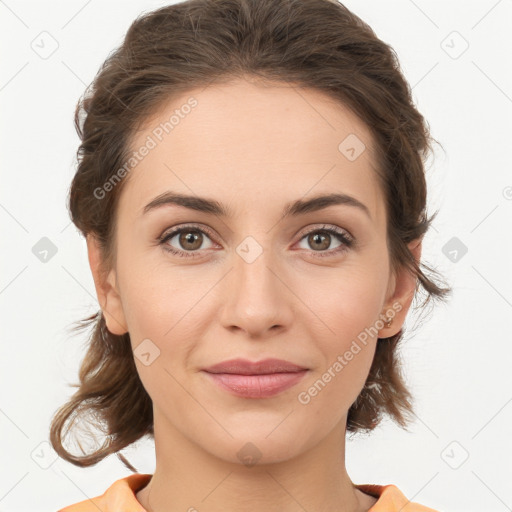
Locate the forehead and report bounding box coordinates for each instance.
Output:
[120,78,385,227]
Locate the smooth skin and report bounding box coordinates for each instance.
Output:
[87,76,421,512]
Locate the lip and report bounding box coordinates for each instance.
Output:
[202,358,308,375]
[202,370,308,398]
[201,358,309,398]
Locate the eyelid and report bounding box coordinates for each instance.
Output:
[159,222,216,240]
[158,223,220,251]
[159,223,352,242]
[158,222,355,257]
[298,223,353,241]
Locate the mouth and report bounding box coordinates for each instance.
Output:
[202,370,308,398]
[202,357,309,375]
[201,358,309,398]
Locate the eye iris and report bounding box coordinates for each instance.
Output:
[179,230,202,250]
[309,232,330,251]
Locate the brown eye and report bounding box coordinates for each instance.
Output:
[159,225,216,258]
[178,230,203,251]
[296,225,354,257]
[307,232,331,251]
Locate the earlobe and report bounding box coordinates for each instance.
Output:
[86,234,128,335]
[378,237,423,337]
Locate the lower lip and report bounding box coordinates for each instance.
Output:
[202,370,308,398]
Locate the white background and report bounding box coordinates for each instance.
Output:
[1,1,511,511]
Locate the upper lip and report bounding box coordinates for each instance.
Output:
[202,358,308,375]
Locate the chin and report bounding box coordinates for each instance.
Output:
[196,424,312,467]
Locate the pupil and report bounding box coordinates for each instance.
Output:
[182,231,201,249]
[311,232,328,250]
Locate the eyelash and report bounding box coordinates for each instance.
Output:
[158,223,355,259]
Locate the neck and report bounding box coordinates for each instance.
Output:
[136,409,375,512]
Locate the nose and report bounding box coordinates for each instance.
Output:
[218,244,294,339]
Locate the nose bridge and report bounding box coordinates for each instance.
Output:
[233,232,280,300]
[220,231,291,333]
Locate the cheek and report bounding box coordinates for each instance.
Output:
[116,256,216,401]
[121,272,216,343]
[296,260,388,337]
[292,264,387,399]
[116,234,204,337]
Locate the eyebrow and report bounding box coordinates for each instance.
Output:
[142,191,371,220]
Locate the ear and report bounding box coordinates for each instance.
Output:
[86,234,128,335]
[377,237,422,337]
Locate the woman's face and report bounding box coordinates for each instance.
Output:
[89,77,418,465]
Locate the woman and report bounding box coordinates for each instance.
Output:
[50,0,451,510]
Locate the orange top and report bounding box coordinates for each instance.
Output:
[57,473,439,512]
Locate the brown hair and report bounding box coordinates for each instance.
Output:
[49,0,452,472]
